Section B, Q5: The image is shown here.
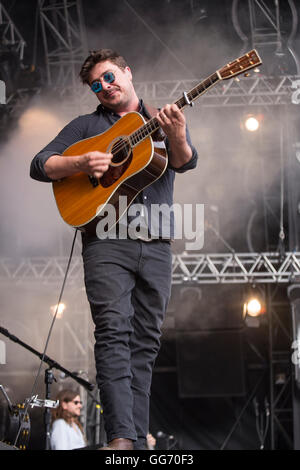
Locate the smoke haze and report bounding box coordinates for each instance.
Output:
[0,1,298,448]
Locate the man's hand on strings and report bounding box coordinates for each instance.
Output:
[80,151,112,179]
[156,104,187,145]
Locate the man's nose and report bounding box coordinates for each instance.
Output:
[101,80,113,91]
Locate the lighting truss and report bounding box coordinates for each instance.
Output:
[0,256,83,284]
[69,73,300,116]
[133,74,300,108]
[1,252,300,285]
[38,0,88,90]
[0,2,26,61]
[172,252,300,284]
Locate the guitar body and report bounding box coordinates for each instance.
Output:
[51,49,262,235]
[53,111,168,234]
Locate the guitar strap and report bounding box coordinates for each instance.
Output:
[144,102,159,117]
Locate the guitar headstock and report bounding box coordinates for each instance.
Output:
[218,49,262,80]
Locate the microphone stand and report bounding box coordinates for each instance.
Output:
[44,368,55,450]
[0,326,95,449]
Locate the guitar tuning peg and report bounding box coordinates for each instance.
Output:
[254,68,260,73]
[235,77,240,82]
[244,72,250,77]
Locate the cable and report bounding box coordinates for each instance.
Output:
[124,0,196,78]
[13,229,78,447]
[278,114,286,257]
[253,396,270,450]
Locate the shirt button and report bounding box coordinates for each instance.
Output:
[144,195,147,200]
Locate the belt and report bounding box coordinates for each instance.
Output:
[136,236,171,243]
[117,224,171,243]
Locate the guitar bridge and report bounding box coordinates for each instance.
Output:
[88,175,99,187]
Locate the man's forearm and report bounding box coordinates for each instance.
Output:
[44,154,83,180]
[44,151,113,180]
[167,139,193,169]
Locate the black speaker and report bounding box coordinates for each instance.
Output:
[176,329,245,397]
[175,285,244,331]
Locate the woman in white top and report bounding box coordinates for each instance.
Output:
[50,389,86,450]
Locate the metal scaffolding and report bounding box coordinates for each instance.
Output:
[0,2,26,61]
[133,74,300,108]
[232,0,300,74]
[0,0,299,449]
[38,0,88,95]
[1,251,300,285]
[0,1,31,118]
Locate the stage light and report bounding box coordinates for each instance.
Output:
[244,298,262,317]
[50,303,66,319]
[243,291,266,327]
[243,296,266,317]
[241,113,264,133]
[245,116,259,132]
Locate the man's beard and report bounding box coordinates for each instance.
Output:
[101,87,132,111]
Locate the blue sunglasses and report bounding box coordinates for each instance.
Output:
[91,72,115,93]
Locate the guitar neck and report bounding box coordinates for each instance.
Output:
[130,71,220,147]
[175,71,220,110]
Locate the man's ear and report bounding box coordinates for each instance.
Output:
[125,66,133,81]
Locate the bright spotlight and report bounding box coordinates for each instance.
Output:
[243,294,266,318]
[245,298,262,317]
[50,303,66,319]
[245,116,259,132]
[243,292,266,327]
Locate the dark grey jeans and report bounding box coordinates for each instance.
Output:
[82,238,172,449]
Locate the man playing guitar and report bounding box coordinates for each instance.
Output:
[30,48,198,450]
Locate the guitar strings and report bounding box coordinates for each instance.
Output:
[104,54,257,157]
[105,72,219,158]
[109,53,259,157]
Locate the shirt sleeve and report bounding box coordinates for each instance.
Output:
[30,115,87,182]
[166,126,198,173]
[50,420,70,450]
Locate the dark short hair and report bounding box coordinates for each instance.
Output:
[79,49,128,85]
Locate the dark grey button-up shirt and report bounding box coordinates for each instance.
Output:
[30,100,198,240]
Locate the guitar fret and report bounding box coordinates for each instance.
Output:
[130,117,160,147]
[176,97,185,109]
[54,49,262,236]
[130,135,137,146]
[129,50,260,144]
[131,73,221,144]
[190,72,219,103]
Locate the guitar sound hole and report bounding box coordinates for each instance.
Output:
[111,137,131,166]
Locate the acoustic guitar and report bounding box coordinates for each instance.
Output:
[53,49,262,234]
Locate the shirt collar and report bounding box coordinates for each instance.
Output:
[96,99,148,117]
